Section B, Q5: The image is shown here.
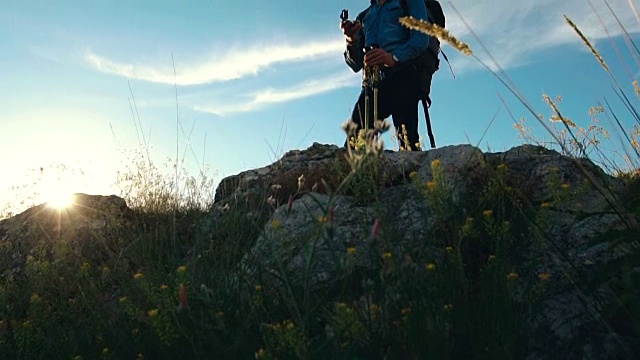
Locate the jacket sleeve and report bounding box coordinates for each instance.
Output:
[392,0,430,63]
[343,11,367,73]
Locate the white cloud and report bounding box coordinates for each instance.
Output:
[444,0,640,74]
[193,71,359,115]
[85,39,345,85]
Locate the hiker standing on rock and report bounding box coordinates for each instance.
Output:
[341,0,430,151]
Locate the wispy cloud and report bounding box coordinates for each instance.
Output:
[193,71,359,115]
[29,46,64,64]
[445,0,640,74]
[85,39,345,86]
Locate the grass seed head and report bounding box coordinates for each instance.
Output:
[399,16,473,56]
[563,15,609,72]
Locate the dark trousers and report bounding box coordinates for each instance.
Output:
[347,64,423,151]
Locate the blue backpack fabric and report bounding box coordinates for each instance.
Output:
[359,0,445,75]
[403,0,445,73]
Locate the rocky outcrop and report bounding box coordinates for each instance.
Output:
[219,143,636,359]
[0,193,133,265]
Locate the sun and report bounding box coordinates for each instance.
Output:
[46,192,76,210]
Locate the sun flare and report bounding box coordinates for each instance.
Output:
[46,192,76,210]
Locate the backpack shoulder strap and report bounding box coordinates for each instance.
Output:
[422,98,436,148]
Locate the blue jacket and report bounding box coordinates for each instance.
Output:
[344,0,430,73]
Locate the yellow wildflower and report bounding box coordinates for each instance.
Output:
[538,273,551,281]
[148,308,159,317]
[445,246,454,253]
[383,252,392,259]
[159,284,169,290]
[443,304,453,311]
[255,285,263,292]
[102,348,109,354]
[561,183,570,190]
[431,159,441,167]
[482,209,493,217]
[488,255,497,262]
[133,272,143,279]
[497,163,507,170]
[318,216,328,223]
[409,171,418,179]
[506,272,519,280]
[426,180,436,190]
[177,266,187,274]
[30,293,40,303]
[270,219,281,229]
[540,202,552,208]
[119,296,128,303]
[425,262,436,271]
[346,247,357,255]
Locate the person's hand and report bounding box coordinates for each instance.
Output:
[364,48,397,67]
[340,20,362,43]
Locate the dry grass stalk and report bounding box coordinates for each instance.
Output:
[543,94,577,128]
[399,16,473,56]
[563,15,610,72]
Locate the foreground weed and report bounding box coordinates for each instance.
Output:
[399,16,473,56]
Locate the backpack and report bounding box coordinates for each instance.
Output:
[400,0,446,74]
[400,0,447,149]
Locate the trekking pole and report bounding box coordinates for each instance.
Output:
[372,64,381,128]
[363,45,381,137]
[340,9,349,23]
[362,65,370,139]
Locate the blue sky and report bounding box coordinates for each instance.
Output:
[1,0,639,214]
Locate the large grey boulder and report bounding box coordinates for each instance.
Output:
[220,142,636,359]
